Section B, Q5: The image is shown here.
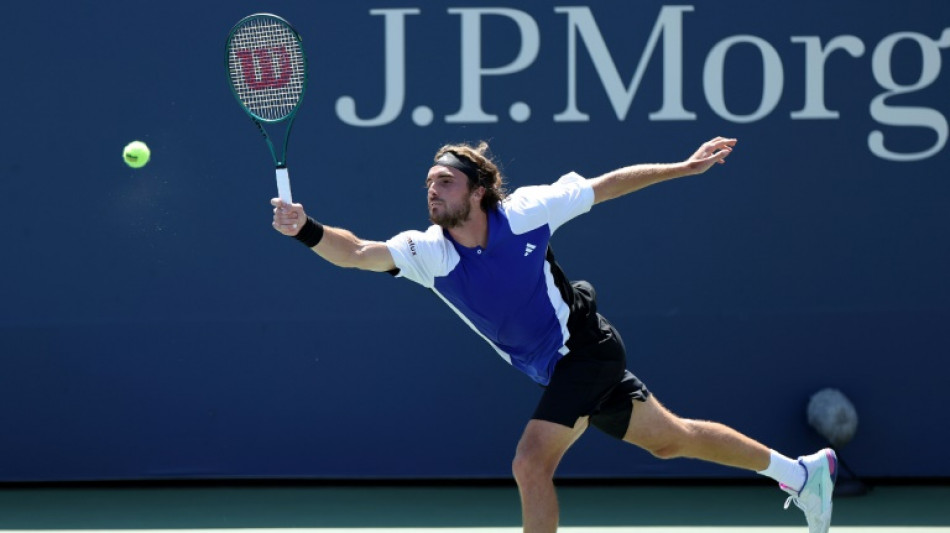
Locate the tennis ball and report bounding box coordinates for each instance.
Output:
[123,141,151,168]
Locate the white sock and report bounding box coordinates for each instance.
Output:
[757,450,806,491]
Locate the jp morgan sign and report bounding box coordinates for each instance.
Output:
[334,6,949,162]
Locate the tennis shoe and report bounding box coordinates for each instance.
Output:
[780,448,838,533]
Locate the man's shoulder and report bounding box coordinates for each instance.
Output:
[501,172,594,234]
[392,224,447,243]
[386,224,458,285]
[505,172,589,202]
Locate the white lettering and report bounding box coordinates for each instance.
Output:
[445,8,540,123]
[868,29,950,162]
[335,8,419,127]
[790,36,866,119]
[554,5,696,122]
[334,7,949,162]
[704,36,783,123]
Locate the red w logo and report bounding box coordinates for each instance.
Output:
[236,47,292,90]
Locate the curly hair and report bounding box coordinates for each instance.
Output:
[433,141,508,211]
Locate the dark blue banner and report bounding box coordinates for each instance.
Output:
[0,0,947,481]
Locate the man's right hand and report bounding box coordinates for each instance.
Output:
[271,198,307,237]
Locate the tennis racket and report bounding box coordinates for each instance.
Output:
[225,13,308,203]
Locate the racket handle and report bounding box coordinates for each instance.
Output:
[275,167,293,204]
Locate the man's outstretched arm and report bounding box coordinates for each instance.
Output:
[589,137,736,205]
[271,199,397,272]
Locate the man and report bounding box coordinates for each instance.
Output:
[271,136,836,533]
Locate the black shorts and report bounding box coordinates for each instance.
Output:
[532,317,650,439]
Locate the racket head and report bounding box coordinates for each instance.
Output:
[225,13,307,124]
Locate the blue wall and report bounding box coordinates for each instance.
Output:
[1,0,948,482]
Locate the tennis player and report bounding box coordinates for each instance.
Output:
[271,136,836,533]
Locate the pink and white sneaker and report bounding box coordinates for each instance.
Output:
[781,448,838,533]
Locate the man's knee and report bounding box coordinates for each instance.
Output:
[511,451,537,482]
[624,399,695,459]
[643,439,686,459]
[512,446,556,485]
[512,418,586,484]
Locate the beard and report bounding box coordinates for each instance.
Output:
[429,199,472,229]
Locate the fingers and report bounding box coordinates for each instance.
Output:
[685,136,737,175]
[271,198,305,235]
[699,137,737,163]
[713,144,733,163]
[705,137,737,153]
[707,136,737,146]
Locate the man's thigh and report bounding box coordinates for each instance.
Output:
[621,395,690,446]
[515,416,589,467]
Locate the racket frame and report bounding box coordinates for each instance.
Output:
[225,13,308,202]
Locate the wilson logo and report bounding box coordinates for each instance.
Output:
[236,47,292,90]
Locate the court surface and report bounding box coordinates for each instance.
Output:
[0,482,947,531]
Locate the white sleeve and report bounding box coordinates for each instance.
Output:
[504,171,595,235]
[384,226,455,288]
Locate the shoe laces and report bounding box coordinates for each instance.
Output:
[780,483,803,512]
[784,494,804,511]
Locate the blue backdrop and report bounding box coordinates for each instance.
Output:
[1,0,948,482]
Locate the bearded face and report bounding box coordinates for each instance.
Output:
[429,196,472,228]
[426,166,479,229]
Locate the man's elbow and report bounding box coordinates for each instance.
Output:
[314,247,361,270]
[326,250,365,270]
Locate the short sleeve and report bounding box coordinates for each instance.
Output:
[503,172,595,235]
[385,225,456,288]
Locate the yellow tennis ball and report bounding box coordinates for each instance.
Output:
[123,141,151,168]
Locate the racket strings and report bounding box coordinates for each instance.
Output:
[228,18,305,121]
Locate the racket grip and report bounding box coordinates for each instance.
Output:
[275,167,293,204]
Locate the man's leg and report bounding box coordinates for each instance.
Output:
[620,395,771,469]
[619,394,837,533]
[512,416,588,533]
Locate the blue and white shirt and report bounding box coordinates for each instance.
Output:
[385,172,596,385]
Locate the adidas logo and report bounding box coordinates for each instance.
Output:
[524,243,537,256]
